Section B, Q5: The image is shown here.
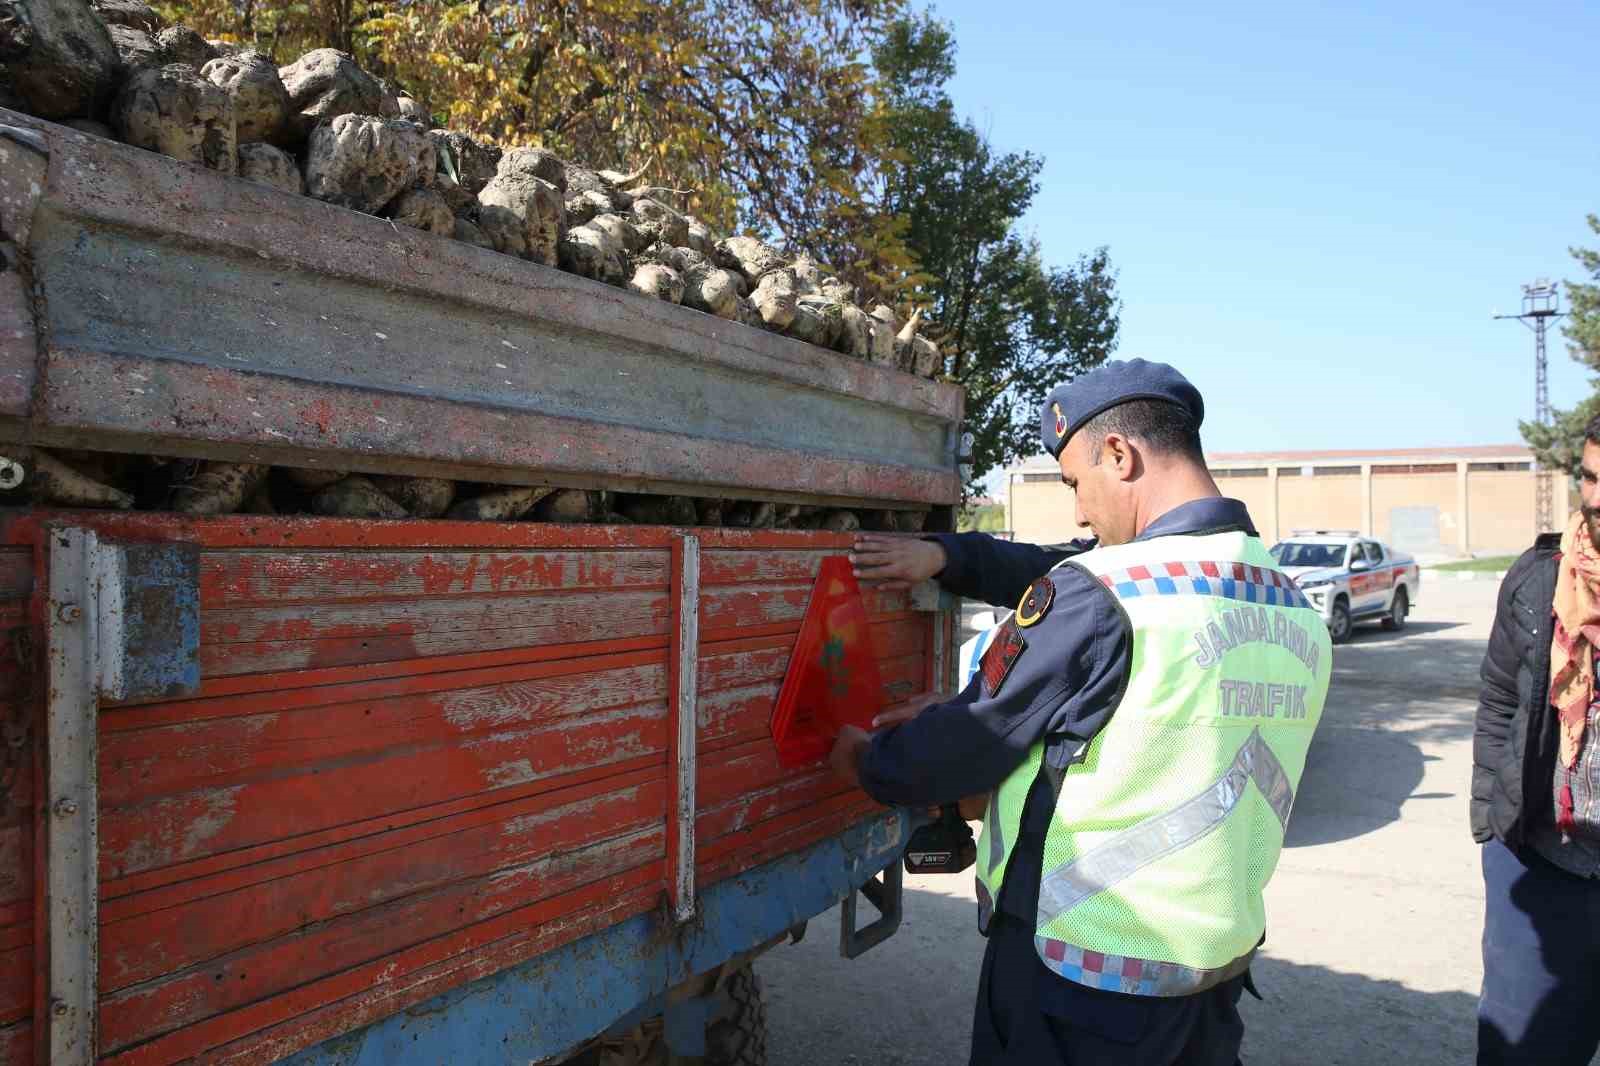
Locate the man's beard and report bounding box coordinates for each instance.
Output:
[1586,507,1600,552]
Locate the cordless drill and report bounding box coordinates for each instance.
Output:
[903,804,977,874]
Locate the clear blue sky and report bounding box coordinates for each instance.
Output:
[936,0,1598,465]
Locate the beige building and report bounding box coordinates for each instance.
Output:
[1004,444,1571,559]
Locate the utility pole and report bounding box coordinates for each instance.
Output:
[1496,280,1565,534]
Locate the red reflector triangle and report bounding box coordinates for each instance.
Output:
[769,555,886,768]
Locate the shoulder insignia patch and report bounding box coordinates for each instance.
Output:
[980,616,1027,698]
[1015,576,1055,629]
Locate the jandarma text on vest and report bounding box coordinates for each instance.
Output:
[1191,606,1322,673]
[1215,679,1312,719]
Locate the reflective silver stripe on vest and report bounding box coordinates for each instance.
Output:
[1036,727,1294,924]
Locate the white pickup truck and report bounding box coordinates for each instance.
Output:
[958,529,1420,676]
[1271,530,1420,643]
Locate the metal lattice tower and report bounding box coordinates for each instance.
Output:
[1496,280,1565,533]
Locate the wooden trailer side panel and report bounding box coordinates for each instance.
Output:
[0,515,937,1065]
[0,110,965,511]
[0,548,34,1066]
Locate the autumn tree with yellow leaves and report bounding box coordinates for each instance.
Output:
[159,0,920,298]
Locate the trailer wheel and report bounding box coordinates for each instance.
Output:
[705,965,768,1066]
[581,965,768,1066]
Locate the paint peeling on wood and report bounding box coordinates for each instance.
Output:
[200,549,668,606]
[100,782,663,994]
[0,509,947,1065]
[0,1019,29,1066]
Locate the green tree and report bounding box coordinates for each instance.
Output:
[1523,215,1600,475]
[957,502,1006,532]
[872,13,1119,493]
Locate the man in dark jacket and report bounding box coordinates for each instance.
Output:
[833,360,1326,1065]
[1474,415,1600,1064]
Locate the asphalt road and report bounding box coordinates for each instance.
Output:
[758,577,1523,1065]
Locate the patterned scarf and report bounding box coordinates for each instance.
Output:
[1550,510,1600,834]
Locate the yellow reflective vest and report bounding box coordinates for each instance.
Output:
[974,530,1329,996]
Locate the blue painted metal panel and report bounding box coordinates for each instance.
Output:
[281,810,910,1066]
[101,540,201,701]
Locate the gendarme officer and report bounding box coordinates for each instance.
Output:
[831,359,1330,1065]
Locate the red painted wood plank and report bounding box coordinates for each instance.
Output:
[204,588,670,646]
[0,511,916,552]
[200,589,671,677]
[105,647,666,734]
[696,771,855,846]
[695,652,926,750]
[700,549,838,586]
[100,704,668,879]
[708,811,888,886]
[0,511,681,551]
[201,881,664,1066]
[0,632,32,703]
[102,778,666,993]
[699,610,920,647]
[0,1020,28,1066]
[0,552,30,599]
[101,765,661,926]
[0,945,28,1025]
[697,798,884,884]
[0,923,26,952]
[100,656,668,805]
[102,860,667,1063]
[111,634,668,713]
[1,755,26,813]
[101,754,663,902]
[0,824,27,912]
[699,584,908,632]
[696,622,924,684]
[694,529,860,551]
[697,737,836,807]
[200,549,668,606]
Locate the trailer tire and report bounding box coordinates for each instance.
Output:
[705,965,767,1066]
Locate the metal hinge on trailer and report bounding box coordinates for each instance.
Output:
[839,860,903,960]
[42,526,201,1065]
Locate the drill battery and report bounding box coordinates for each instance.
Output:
[904,804,977,874]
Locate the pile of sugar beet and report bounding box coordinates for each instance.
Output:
[0,0,939,530]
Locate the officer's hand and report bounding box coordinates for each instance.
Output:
[957,794,988,821]
[871,692,943,730]
[850,535,946,590]
[828,725,871,787]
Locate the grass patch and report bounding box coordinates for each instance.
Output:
[1428,555,1518,572]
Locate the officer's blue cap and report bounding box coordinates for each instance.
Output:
[1039,359,1204,458]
